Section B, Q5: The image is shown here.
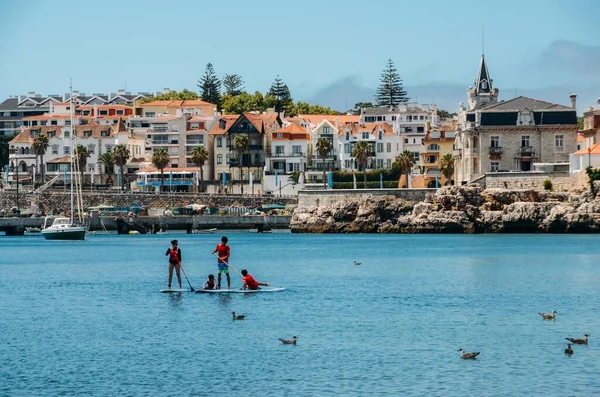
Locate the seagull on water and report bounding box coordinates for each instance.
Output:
[458,348,480,360]
[539,311,557,320]
[232,312,246,320]
[279,336,297,345]
[565,334,589,345]
[353,261,362,266]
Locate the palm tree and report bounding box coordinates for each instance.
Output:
[316,137,333,188]
[393,150,415,189]
[352,141,372,188]
[152,147,170,192]
[232,134,249,194]
[113,144,131,190]
[439,152,455,186]
[31,134,49,183]
[98,152,115,184]
[74,144,90,187]
[191,145,209,193]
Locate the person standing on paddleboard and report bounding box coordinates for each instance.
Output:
[241,269,269,290]
[165,240,182,289]
[211,236,231,289]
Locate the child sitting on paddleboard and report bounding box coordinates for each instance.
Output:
[203,274,216,290]
[241,269,269,290]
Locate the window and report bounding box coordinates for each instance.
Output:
[344,143,352,153]
[65,120,71,126]
[87,144,95,154]
[386,159,392,168]
[345,131,350,141]
[377,116,383,122]
[378,131,383,140]
[555,135,564,151]
[64,130,70,138]
[344,159,352,168]
[427,144,440,151]
[47,131,55,138]
[377,143,384,153]
[428,155,436,164]
[216,137,222,147]
[391,116,397,121]
[63,146,70,155]
[377,159,383,168]
[407,116,412,122]
[417,127,424,133]
[490,135,500,148]
[490,161,499,172]
[83,110,91,116]
[217,154,223,164]
[116,110,124,115]
[404,138,409,144]
[412,152,419,162]
[275,146,284,155]
[364,116,375,123]
[50,120,57,126]
[52,145,59,155]
[323,126,330,134]
[521,135,530,147]
[106,144,113,153]
[420,116,425,120]
[277,133,283,139]
[387,142,391,152]
[101,130,109,137]
[362,132,369,139]
[84,130,92,138]
[292,145,302,155]
[145,112,155,117]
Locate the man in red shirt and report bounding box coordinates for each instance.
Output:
[241,269,269,290]
[211,236,231,289]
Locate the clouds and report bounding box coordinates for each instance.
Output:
[536,40,600,76]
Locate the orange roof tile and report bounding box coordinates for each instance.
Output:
[574,143,600,155]
[140,100,216,107]
[299,114,359,127]
[23,114,82,120]
[208,115,238,135]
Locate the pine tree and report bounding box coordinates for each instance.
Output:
[223,74,245,96]
[198,63,222,108]
[268,75,293,115]
[375,59,408,106]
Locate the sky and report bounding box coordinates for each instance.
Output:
[1,0,599,112]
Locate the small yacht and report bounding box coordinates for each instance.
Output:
[41,217,87,240]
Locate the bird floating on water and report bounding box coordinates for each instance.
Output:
[353,261,362,266]
[458,348,480,360]
[564,343,574,356]
[539,311,557,320]
[566,334,589,345]
[279,336,298,345]
[232,312,246,320]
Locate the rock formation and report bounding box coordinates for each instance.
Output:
[290,185,600,233]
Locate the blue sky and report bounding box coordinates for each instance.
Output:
[1,0,599,111]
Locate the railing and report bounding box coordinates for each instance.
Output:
[519,146,535,156]
[489,147,503,154]
[452,149,462,157]
[148,128,169,133]
[271,152,305,157]
[186,140,205,145]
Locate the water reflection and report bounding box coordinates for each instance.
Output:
[217,294,232,306]
[168,292,183,309]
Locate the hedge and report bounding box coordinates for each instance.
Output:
[332,169,401,182]
[332,181,399,189]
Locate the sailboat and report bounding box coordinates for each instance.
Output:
[42,83,87,241]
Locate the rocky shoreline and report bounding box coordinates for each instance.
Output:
[290,185,600,233]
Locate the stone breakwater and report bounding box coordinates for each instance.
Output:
[290,185,600,233]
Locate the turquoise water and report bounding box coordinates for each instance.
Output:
[1,233,599,396]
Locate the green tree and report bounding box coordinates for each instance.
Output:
[316,137,333,188]
[152,148,170,191]
[0,134,16,172]
[32,133,49,182]
[375,59,408,106]
[74,144,90,186]
[113,144,131,190]
[437,109,457,119]
[222,74,245,96]
[98,152,115,184]
[198,63,222,108]
[352,141,372,188]
[295,101,341,115]
[268,75,293,115]
[393,150,415,188]
[232,134,249,194]
[288,171,302,185]
[139,89,199,103]
[577,116,584,130]
[191,145,209,192]
[221,91,267,114]
[439,153,455,185]
[350,102,375,115]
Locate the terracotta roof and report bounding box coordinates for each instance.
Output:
[23,114,82,120]
[574,143,600,155]
[299,114,359,126]
[79,104,132,110]
[140,100,216,107]
[114,117,128,133]
[9,126,63,144]
[73,124,114,139]
[208,115,238,135]
[577,133,584,142]
[272,123,310,140]
[337,122,394,136]
[243,113,266,132]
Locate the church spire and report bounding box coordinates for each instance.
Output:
[475,55,492,94]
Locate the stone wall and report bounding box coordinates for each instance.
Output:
[0,190,298,214]
[484,171,585,192]
[297,189,435,207]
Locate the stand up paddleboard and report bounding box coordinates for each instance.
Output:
[196,287,285,294]
[160,289,189,293]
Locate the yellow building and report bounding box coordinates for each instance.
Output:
[413,122,456,188]
[134,100,217,118]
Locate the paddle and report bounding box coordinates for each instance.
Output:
[212,253,243,278]
[179,263,196,292]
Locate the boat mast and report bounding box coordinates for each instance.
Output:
[70,80,74,224]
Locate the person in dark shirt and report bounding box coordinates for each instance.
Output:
[165,239,182,289]
[203,274,216,290]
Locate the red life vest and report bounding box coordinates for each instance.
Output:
[169,248,180,262]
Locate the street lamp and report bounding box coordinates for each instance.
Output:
[9,147,19,213]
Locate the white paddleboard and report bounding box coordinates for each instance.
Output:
[160,289,188,293]
[196,287,285,294]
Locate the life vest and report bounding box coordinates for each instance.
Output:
[169,248,180,262]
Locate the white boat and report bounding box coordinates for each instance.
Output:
[24,227,42,234]
[191,228,217,234]
[42,83,87,241]
[41,217,86,240]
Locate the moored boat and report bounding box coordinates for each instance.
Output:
[191,228,217,234]
[41,217,86,240]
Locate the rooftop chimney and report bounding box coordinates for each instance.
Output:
[569,93,577,109]
[597,98,600,105]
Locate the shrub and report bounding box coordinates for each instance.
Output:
[543,179,553,191]
[586,166,600,197]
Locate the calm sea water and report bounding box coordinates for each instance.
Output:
[1,232,599,396]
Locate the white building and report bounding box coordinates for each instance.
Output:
[337,122,401,171]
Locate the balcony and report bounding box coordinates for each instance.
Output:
[452,149,462,157]
[186,140,204,145]
[229,160,266,168]
[518,146,535,156]
[489,147,503,155]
